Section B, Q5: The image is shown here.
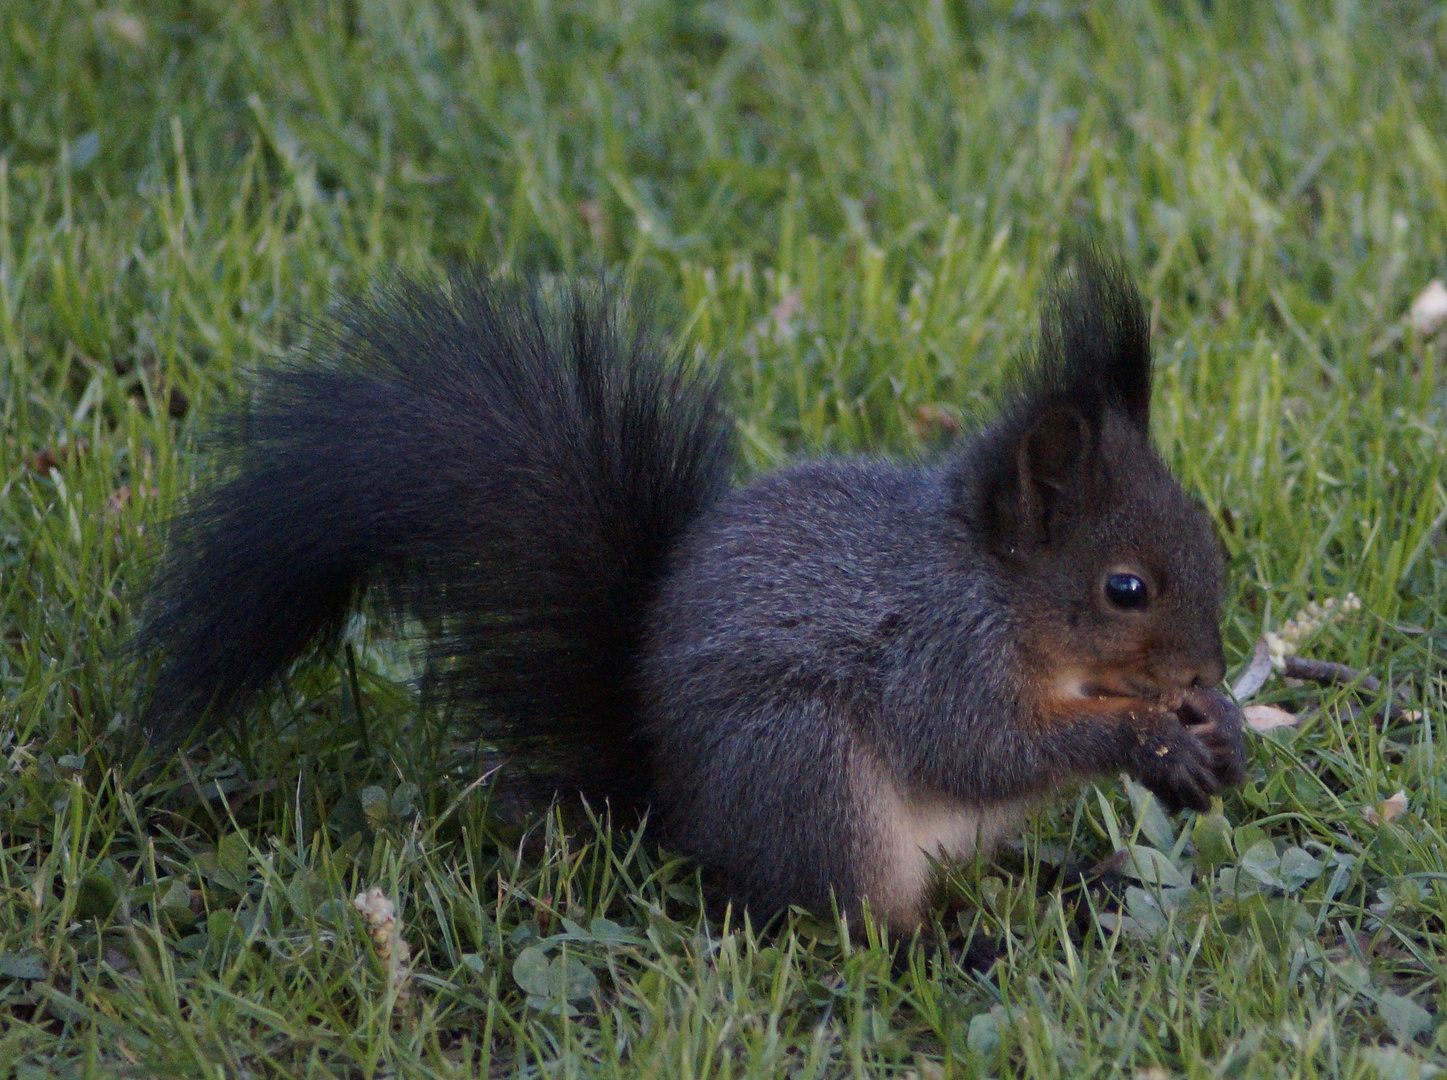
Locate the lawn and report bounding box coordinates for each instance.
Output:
[3,0,1447,1076]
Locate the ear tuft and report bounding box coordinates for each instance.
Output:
[948,246,1152,557]
[1039,247,1152,430]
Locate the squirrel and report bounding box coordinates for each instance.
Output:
[134,249,1246,933]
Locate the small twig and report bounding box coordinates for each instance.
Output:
[1281,656,1380,692]
[1281,656,1417,726]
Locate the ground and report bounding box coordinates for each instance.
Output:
[2,1,1447,1076]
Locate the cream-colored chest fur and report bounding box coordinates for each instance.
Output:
[852,748,1030,930]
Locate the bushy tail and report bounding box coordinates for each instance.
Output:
[135,274,735,804]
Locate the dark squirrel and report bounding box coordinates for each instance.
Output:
[135,251,1246,932]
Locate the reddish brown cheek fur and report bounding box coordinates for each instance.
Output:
[1017,641,1191,729]
[1030,690,1174,730]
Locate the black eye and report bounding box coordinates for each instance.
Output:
[1105,572,1149,610]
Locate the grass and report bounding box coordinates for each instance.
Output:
[2,0,1447,1075]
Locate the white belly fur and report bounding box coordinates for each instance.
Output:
[852,747,1030,929]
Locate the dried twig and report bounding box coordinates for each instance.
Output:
[1280,656,1417,726]
[1281,656,1378,689]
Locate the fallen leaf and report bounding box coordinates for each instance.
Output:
[29,439,88,474]
[95,11,148,48]
[1232,636,1274,701]
[911,1058,947,1080]
[769,287,804,341]
[30,447,61,473]
[1243,704,1298,732]
[1364,790,1409,825]
[913,404,961,438]
[577,199,605,245]
[1409,279,1447,336]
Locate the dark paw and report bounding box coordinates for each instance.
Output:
[1177,687,1247,790]
[890,929,1002,979]
[1129,689,1246,814]
[957,935,1003,974]
[1050,859,1128,905]
[1051,857,1129,934]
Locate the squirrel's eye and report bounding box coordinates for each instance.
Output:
[1105,572,1149,610]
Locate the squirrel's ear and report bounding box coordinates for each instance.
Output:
[983,405,1093,556]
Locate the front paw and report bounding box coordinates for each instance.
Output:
[1177,687,1246,790]
[1127,690,1245,814]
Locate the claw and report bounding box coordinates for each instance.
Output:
[1131,686,1246,814]
[1177,686,1243,731]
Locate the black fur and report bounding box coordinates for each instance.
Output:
[135,251,1241,929]
[642,248,1232,919]
[957,249,1153,558]
[135,274,734,806]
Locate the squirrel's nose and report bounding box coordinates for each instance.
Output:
[1153,649,1225,692]
[1190,653,1227,689]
